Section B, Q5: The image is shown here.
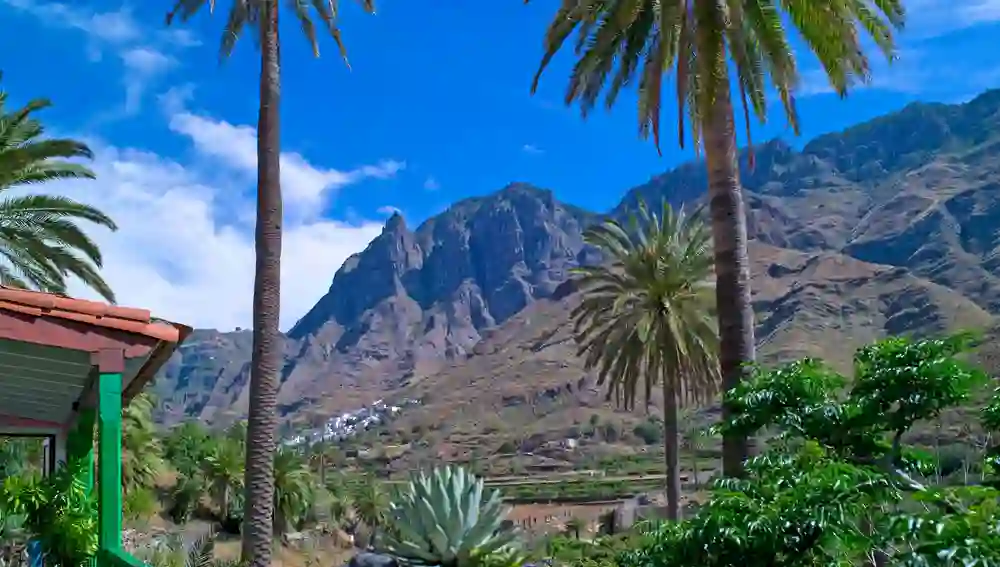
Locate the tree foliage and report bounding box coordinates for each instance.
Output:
[621,334,1000,567]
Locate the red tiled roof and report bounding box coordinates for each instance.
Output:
[0,287,184,343]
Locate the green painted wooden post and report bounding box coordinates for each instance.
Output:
[97,372,124,557]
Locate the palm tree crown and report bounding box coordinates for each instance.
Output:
[572,202,720,410]
[530,0,904,153]
[0,83,118,301]
[167,0,376,63]
[571,201,719,519]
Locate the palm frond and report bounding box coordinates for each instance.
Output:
[530,0,905,154]
[570,199,720,412]
[166,0,376,66]
[0,83,117,302]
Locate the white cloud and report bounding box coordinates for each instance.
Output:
[0,0,196,114]
[121,48,177,114]
[377,205,402,216]
[423,177,440,191]
[23,109,393,331]
[0,0,141,43]
[522,144,544,155]
[905,0,1000,37]
[167,110,405,219]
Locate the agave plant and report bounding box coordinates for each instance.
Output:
[377,465,520,567]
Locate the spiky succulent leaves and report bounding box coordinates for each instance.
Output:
[378,466,517,567]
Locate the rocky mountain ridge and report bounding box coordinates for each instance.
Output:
[156,184,597,423]
[154,89,1000,426]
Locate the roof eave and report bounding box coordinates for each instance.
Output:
[123,321,193,403]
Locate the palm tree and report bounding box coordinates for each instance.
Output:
[165,1,376,562]
[530,0,904,478]
[273,448,314,534]
[680,420,706,489]
[205,438,246,524]
[324,474,355,528]
[122,393,165,492]
[0,79,117,301]
[351,477,390,547]
[564,516,584,539]
[570,201,719,520]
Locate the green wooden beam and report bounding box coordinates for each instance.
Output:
[97,371,123,554]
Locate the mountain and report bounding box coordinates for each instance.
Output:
[155,183,597,424]
[154,90,1000,430]
[624,91,1000,311]
[374,241,993,473]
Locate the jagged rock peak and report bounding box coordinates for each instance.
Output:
[384,211,408,233]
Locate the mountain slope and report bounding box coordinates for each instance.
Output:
[625,91,1000,311]
[369,241,994,473]
[155,90,1000,427]
[156,183,596,423]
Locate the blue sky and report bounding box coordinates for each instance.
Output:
[1,0,998,330]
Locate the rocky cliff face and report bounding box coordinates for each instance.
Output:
[623,92,1000,311]
[155,90,1000,425]
[156,183,596,423]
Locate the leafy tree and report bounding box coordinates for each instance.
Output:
[2,458,98,567]
[323,473,355,528]
[570,200,719,519]
[530,0,905,478]
[165,0,376,562]
[564,516,585,540]
[163,420,215,478]
[0,79,117,301]
[163,420,217,523]
[307,439,340,485]
[620,334,1000,567]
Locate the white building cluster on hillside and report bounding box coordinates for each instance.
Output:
[282,397,420,447]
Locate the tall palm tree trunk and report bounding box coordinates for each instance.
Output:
[661,377,682,521]
[242,1,282,564]
[699,33,757,479]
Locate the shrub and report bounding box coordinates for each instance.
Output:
[632,421,662,445]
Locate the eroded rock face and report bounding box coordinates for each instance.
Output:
[156,183,596,423]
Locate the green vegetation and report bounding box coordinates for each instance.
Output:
[499,479,661,502]
[134,530,243,567]
[377,466,521,567]
[620,334,1000,565]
